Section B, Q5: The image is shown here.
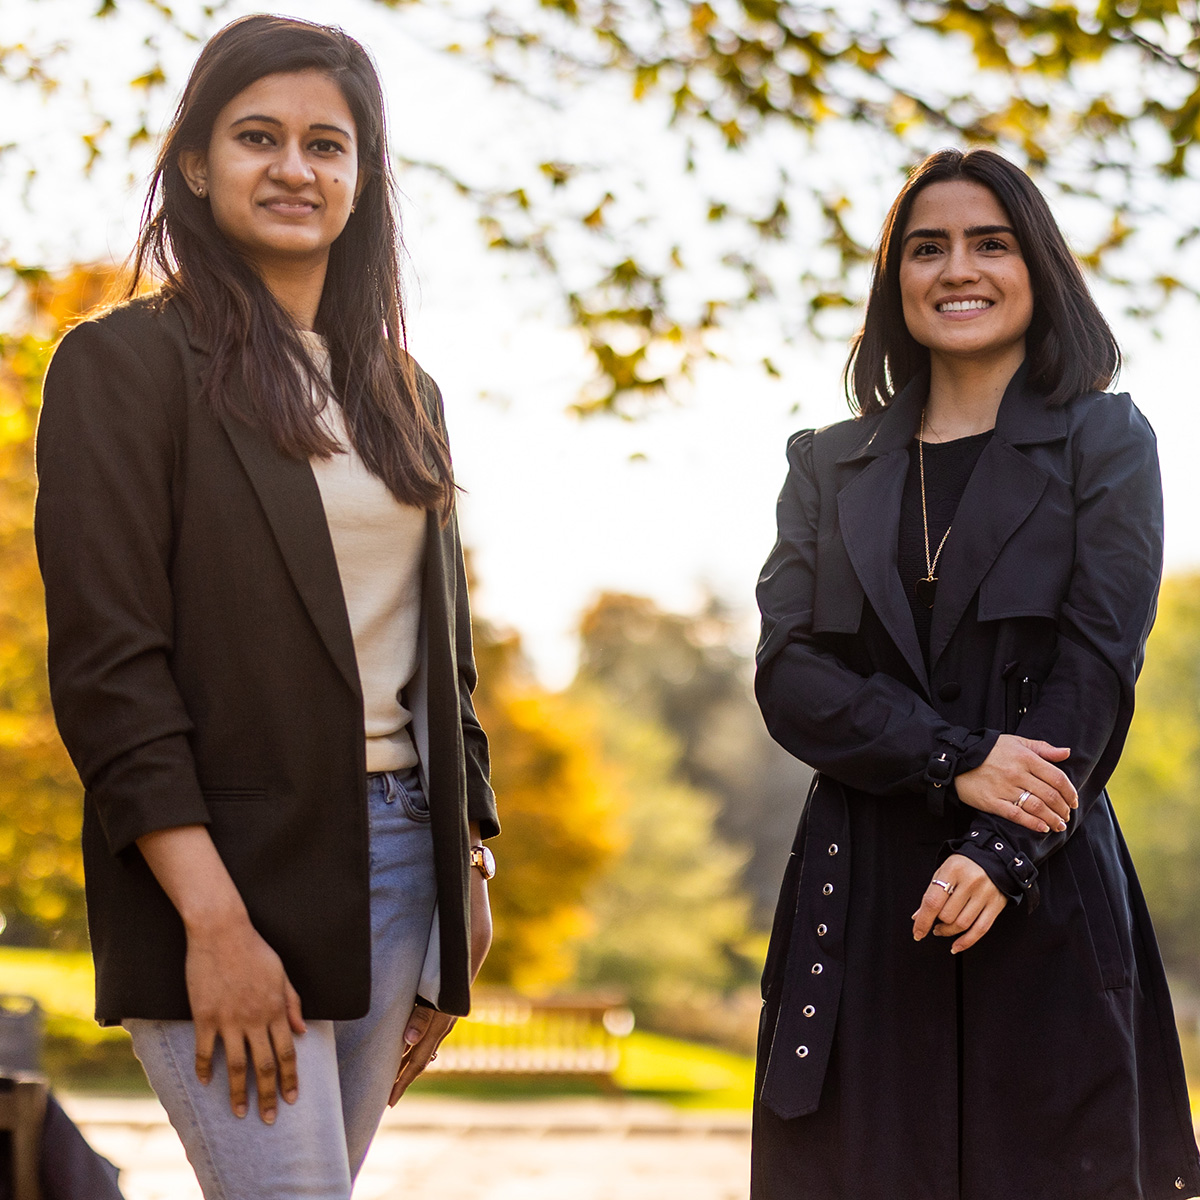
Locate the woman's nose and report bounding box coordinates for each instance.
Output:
[268,142,315,186]
[940,240,979,282]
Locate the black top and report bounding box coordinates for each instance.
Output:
[898,429,993,665]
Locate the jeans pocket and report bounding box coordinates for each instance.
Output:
[392,773,431,823]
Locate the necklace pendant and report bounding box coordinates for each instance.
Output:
[915,575,938,609]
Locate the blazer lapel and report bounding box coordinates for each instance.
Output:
[927,367,1066,669]
[175,301,361,699]
[836,380,930,695]
[220,415,362,699]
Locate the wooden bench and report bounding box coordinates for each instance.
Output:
[425,992,635,1087]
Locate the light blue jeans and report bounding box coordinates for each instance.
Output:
[126,767,438,1199]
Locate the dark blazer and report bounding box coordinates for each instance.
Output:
[752,366,1200,1199]
[35,295,498,1023]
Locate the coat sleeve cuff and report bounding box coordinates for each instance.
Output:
[947,827,1039,907]
[88,733,210,856]
[468,787,500,841]
[923,728,1001,816]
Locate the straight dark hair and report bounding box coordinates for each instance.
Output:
[130,14,454,518]
[844,148,1121,415]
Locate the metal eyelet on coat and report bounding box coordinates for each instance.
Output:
[811,963,823,975]
[795,1045,809,1058]
[994,842,1004,851]
[828,843,838,856]
[823,883,834,895]
[816,923,828,936]
[803,1005,816,1017]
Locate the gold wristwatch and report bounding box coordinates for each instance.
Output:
[469,845,496,881]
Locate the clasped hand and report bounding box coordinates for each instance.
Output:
[954,733,1077,834]
[911,735,1078,952]
[911,854,1007,953]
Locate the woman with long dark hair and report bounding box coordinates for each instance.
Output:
[753,148,1200,1198]
[35,15,496,1196]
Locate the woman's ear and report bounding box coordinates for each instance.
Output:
[178,149,209,199]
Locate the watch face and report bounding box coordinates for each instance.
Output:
[472,845,496,880]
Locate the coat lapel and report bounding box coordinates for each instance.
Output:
[927,366,1067,669]
[177,302,362,699]
[836,378,930,694]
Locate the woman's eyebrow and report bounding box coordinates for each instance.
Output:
[230,114,353,139]
[903,223,1016,243]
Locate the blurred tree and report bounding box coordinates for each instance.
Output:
[4,0,1200,410]
[470,618,626,993]
[0,265,116,948]
[576,592,811,924]
[570,690,757,1027]
[1109,572,1200,989]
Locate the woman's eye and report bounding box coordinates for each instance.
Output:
[979,237,1010,252]
[238,130,274,146]
[912,242,941,257]
[310,139,344,155]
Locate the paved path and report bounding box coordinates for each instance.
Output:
[63,1095,752,1200]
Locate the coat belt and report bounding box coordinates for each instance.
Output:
[760,776,851,1119]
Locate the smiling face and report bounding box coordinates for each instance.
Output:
[898,178,1034,370]
[179,69,359,282]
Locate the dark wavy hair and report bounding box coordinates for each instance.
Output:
[130,14,454,517]
[844,148,1120,416]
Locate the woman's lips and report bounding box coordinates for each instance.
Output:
[936,298,994,313]
[260,199,318,216]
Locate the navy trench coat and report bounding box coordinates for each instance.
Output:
[753,365,1200,1199]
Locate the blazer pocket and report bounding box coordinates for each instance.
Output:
[202,788,268,803]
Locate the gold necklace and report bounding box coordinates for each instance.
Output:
[915,407,951,610]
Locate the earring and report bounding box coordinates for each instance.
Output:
[196,186,206,197]
[350,204,356,214]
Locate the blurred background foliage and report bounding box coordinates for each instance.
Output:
[2,267,1200,1064]
[1110,571,1200,992]
[3,0,1200,1074]
[3,0,1200,411]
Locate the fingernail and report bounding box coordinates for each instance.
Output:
[263,1109,276,1125]
[284,1089,298,1104]
[404,1027,421,1045]
[235,1104,248,1119]
[1040,823,1050,833]
[950,946,960,955]
[1057,821,1067,831]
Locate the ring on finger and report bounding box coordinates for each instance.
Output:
[931,878,955,896]
[1016,790,1033,810]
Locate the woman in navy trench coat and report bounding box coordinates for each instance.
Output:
[753,148,1200,1198]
